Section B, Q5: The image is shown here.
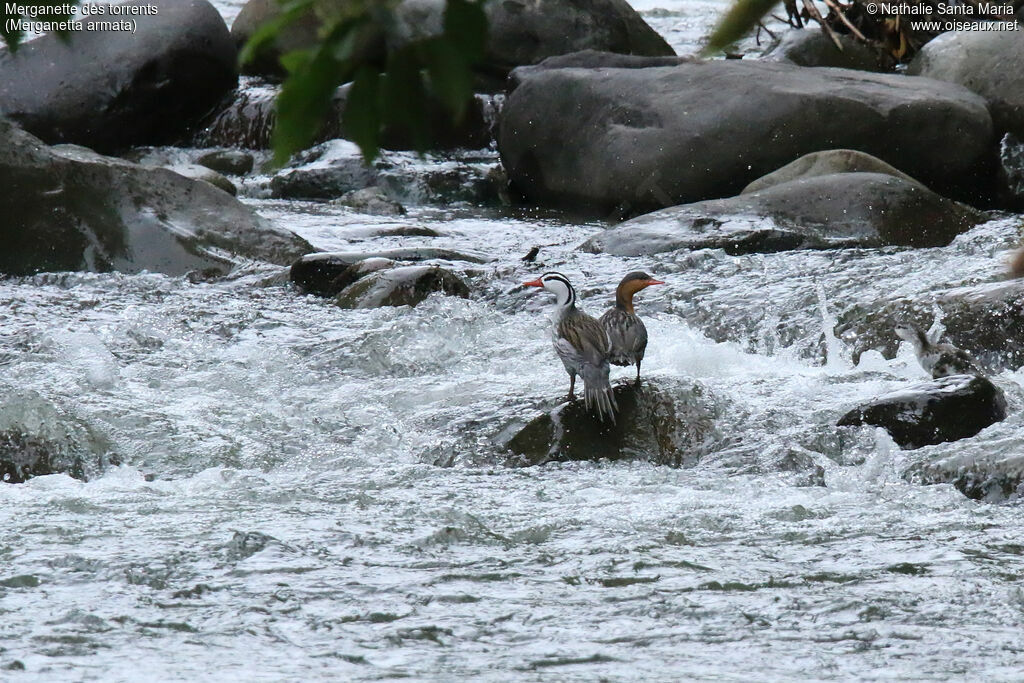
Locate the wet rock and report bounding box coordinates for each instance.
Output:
[291,248,488,296]
[375,157,504,205]
[0,118,312,276]
[194,83,493,152]
[741,149,923,194]
[335,265,470,308]
[763,29,889,72]
[837,375,1007,450]
[270,141,377,200]
[197,150,255,176]
[167,163,237,196]
[335,187,406,216]
[911,451,1024,501]
[908,29,1024,138]
[998,133,1024,209]
[774,448,827,487]
[835,279,1024,372]
[394,0,673,78]
[0,0,237,153]
[582,173,987,256]
[231,0,384,77]
[0,391,118,484]
[499,57,993,211]
[504,379,719,466]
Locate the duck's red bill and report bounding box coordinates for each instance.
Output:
[523,279,543,287]
[647,279,665,286]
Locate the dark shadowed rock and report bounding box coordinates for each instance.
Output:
[837,375,1007,450]
[0,392,118,484]
[194,83,493,152]
[763,29,889,72]
[270,141,378,200]
[908,29,1024,138]
[291,248,488,296]
[582,173,988,256]
[197,150,255,176]
[836,279,1024,372]
[500,57,993,211]
[231,0,385,77]
[504,379,719,466]
[335,265,470,308]
[910,451,1024,501]
[0,0,237,153]
[0,118,311,276]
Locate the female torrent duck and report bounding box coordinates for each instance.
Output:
[600,272,664,383]
[524,272,617,422]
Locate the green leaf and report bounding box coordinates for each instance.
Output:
[1,1,81,52]
[342,66,382,161]
[443,0,488,62]
[702,0,780,55]
[381,47,430,153]
[271,45,345,166]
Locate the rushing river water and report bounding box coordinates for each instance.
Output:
[3,2,1024,680]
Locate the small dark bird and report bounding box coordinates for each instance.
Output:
[524,272,617,422]
[1011,247,1024,279]
[521,246,540,263]
[894,323,982,378]
[600,272,664,383]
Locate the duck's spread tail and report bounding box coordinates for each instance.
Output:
[582,363,618,423]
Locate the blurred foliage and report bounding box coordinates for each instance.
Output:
[702,0,779,55]
[1,0,81,51]
[241,0,488,165]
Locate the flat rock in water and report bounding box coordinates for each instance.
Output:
[291,248,488,296]
[334,266,470,308]
[0,118,312,276]
[504,379,719,466]
[910,451,1024,501]
[837,375,1007,450]
[835,279,1024,372]
[582,173,988,256]
[197,150,255,176]
[500,56,993,211]
[908,29,1024,138]
[0,0,237,152]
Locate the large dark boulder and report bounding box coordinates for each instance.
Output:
[504,379,719,466]
[0,118,312,276]
[582,172,988,256]
[0,0,237,153]
[835,279,1024,372]
[837,375,1007,450]
[499,56,993,211]
[908,29,1024,138]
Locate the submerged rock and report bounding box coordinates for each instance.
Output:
[270,141,378,200]
[908,29,1024,138]
[836,279,1024,372]
[837,375,1007,450]
[0,392,117,484]
[336,187,407,216]
[911,451,1024,501]
[582,172,987,256]
[0,118,311,276]
[504,379,719,466]
[763,29,889,72]
[167,163,237,196]
[197,150,255,176]
[291,248,487,296]
[500,56,993,211]
[335,265,470,308]
[0,0,237,153]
